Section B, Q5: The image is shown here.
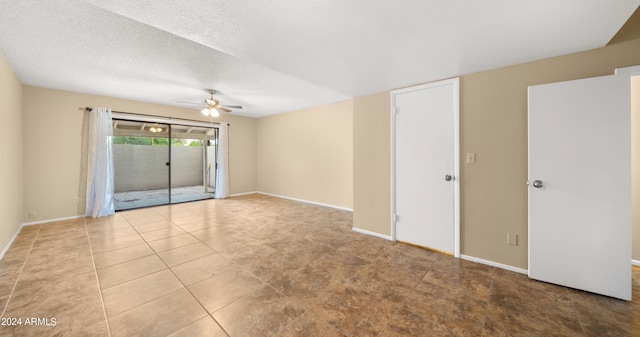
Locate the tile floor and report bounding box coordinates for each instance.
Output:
[0,194,639,336]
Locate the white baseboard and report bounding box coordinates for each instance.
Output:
[632,259,640,266]
[256,192,353,212]
[461,254,528,275]
[229,191,259,197]
[352,227,393,241]
[0,215,86,261]
[0,224,24,261]
[22,215,85,227]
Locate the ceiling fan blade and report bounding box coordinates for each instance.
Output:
[221,105,243,109]
[216,106,232,113]
[176,101,205,106]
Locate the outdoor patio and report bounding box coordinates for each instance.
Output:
[114,185,214,210]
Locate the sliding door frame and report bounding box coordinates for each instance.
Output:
[112,113,221,210]
[111,112,224,129]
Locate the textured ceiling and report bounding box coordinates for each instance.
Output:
[0,0,638,118]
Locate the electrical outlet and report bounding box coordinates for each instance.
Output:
[27,211,36,219]
[507,233,518,246]
[73,197,79,204]
[466,153,476,164]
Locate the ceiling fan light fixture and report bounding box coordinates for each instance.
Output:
[191,89,241,118]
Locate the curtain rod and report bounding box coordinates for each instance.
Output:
[82,107,230,126]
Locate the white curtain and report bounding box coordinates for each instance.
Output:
[85,107,115,218]
[214,122,230,199]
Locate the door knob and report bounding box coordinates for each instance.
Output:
[444,175,453,181]
[532,180,543,188]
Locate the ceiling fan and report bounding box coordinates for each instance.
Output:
[178,89,243,118]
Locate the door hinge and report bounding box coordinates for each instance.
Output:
[394,214,399,222]
[394,107,399,114]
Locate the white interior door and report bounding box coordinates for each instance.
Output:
[393,78,459,255]
[528,74,631,300]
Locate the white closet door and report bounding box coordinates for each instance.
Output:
[394,78,458,254]
[528,74,631,300]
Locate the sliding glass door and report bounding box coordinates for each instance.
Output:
[112,120,171,210]
[169,125,217,204]
[112,119,218,211]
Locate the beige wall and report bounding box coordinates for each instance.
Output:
[608,6,640,46]
[461,39,640,268]
[353,92,391,235]
[353,38,640,269]
[633,76,640,261]
[257,100,353,209]
[0,54,24,252]
[22,86,257,222]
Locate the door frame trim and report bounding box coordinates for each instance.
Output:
[390,77,460,258]
[616,65,640,271]
[615,65,640,75]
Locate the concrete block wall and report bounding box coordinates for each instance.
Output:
[171,146,205,188]
[114,144,203,192]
